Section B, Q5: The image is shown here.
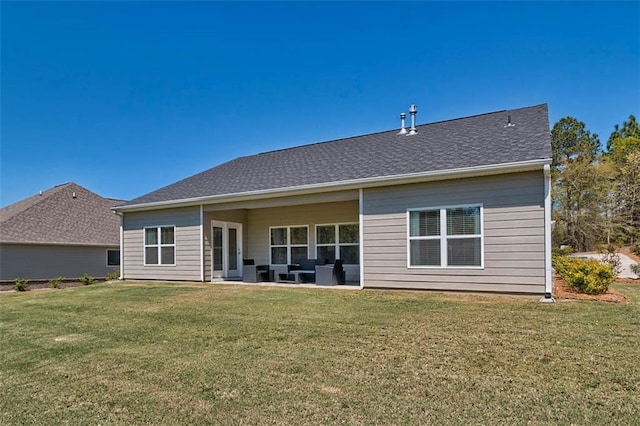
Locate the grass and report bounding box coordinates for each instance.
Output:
[1,282,639,424]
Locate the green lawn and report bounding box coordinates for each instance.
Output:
[1,282,639,424]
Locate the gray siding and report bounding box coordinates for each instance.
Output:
[0,243,118,281]
[122,207,201,281]
[362,171,546,294]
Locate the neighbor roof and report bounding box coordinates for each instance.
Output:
[0,183,124,246]
[122,104,551,208]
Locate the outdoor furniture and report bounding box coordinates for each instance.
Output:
[315,259,345,286]
[277,259,325,283]
[242,259,273,283]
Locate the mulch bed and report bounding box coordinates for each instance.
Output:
[553,273,631,303]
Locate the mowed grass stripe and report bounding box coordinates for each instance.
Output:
[1,282,639,424]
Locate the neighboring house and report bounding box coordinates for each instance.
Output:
[0,183,123,281]
[114,104,553,297]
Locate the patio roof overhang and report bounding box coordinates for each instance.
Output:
[113,158,551,213]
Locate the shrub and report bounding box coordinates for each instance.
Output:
[13,278,28,292]
[598,245,622,277]
[552,245,574,257]
[105,269,119,281]
[553,255,614,295]
[48,276,64,289]
[79,273,96,286]
[631,263,640,277]
[634,241,640,256]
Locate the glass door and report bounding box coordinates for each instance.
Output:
[211,221,243,280]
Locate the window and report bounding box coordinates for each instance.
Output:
[316,223,359,264]
[270,226,308,264]
[144,226,175,265]
[408,205,482,268]
[107,249,120,266]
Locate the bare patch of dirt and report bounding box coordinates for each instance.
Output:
[553,273,629,303]
[620,246,640,262]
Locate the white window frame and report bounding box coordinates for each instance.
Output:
[106,249,120,267]
[315,222,360,265]
[144,225,176,266]
[269,225,309,265]
[407,204,484,269]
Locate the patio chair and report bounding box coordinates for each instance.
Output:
[315,259,345,286]
[242,259,273,283]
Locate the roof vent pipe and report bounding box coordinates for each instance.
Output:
[505,114,515,127]
[398,112,407,135]
[408,104,418,135]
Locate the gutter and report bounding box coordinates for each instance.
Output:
[541,164,555,302]
[114,158,552,213]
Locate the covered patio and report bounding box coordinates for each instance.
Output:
[201,190,362,286]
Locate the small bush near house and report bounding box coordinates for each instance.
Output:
[48,277,64,289]
[13,278,28,292]
[553,255,614,295]
[105,270,119,281]
[631,263,640,277]
[79,273,96,286]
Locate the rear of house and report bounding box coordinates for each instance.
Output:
[115,104,552,296]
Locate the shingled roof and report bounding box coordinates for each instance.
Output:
[121,104,551,208]
[0,183,124,246]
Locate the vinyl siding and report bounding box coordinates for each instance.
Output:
[122,207,201,281]
[362,170,546,294]
[0,243,119,281]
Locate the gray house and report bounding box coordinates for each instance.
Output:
[114,104,553,297]
[0,183,123,281]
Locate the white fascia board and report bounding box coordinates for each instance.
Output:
[114,158,552,213]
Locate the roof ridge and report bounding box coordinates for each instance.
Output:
[240,105,543,158]
[0,184,70,223]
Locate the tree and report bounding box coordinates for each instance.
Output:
[617,151,640,244]
[607,115,640,151]
[550,117,602,251]
[551,117,600,171]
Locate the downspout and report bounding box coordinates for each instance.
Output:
[541,164,555,302]
[359,188,364,289]
[114,211,124,280]
[200,205,204,282]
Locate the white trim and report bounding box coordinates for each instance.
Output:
[114,159,551,213]
[407,204,484,269]
[268,225,309,265]
[199,205,204,282]
[314,222,359,265]
[359,188,364,288]
[210,220,243,279]
[118,212,124,279]
[543,164,553,298]
[143,225,176,266]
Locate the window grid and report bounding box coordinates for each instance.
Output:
[315,223,359,265]
[144,226,176,266]
[270,226,309,265]
[408,205,483,268]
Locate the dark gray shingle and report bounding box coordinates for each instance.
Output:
[123,104,551,207]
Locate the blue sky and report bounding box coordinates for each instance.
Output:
[2,1,638,207]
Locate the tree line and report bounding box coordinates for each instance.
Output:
[551,114,640,252]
